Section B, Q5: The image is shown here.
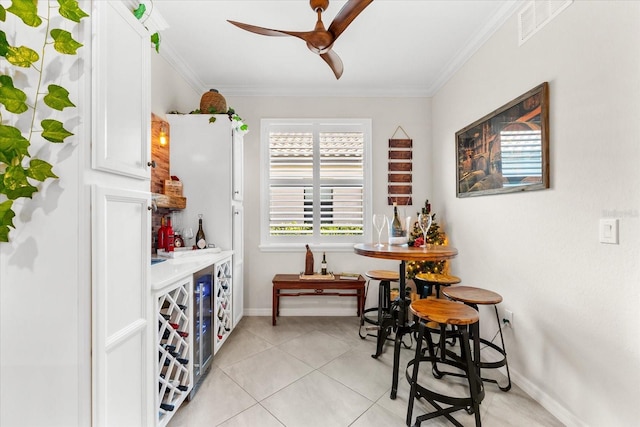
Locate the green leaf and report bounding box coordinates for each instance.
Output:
[132,3,146,19]
[41,119,73,142]
[7,0,42,27]
[0,200,16,242]
[3,165,38,199]
[26,159,57,181]
[50,29,83,54]
[0,124,29,164]
[0,30,8,57]
[150,32,160,53]
[0,5,6,22]
[57,0,89,23]
[208,117,217,123]
[43,84,75,111]
[0,75,28,114]
[5,45,39,68]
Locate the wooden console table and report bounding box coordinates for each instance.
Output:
[272,274,366,325]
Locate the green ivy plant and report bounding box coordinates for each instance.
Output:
[132,3,160,52]
[0,0,88,242]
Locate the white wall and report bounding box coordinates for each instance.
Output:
[151,52,200,119]
[225,96,432,316]
[0,6,90,427]
[431,1,639,426]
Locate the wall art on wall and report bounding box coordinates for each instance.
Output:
[456,82,549,198]
[388,126,413,205]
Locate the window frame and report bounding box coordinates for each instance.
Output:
[260,118,372,252]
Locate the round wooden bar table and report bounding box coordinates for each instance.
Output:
[353,243,458,399]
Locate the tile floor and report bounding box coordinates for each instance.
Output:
[167,316,564,427]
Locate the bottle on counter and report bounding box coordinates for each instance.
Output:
[321,252,327,275]
[166,216,175,252]
[389,201,408,245]
[157,217,167,251]
[195,214,206,249]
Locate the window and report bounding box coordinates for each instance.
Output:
[260,119,372,250]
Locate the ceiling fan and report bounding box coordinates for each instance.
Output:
[227,0,373,79]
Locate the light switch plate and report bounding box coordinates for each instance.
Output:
[599,218,619,244]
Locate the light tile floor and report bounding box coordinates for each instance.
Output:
[168,316,564,427]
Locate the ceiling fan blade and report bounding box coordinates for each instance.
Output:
[228,20,317,43]
[320,49,344,79]
[327,0,373,41]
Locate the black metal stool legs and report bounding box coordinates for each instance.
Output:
[406,321,484,427]
[475,305,511,391]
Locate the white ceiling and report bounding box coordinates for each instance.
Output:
[150,0,522,97]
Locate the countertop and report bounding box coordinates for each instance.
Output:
[151,250,233,292]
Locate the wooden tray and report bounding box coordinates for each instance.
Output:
[299,273,336,280]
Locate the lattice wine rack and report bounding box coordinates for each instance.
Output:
[157,283,191,426]
[214,259,233,352]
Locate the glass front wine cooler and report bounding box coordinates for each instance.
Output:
[190,265,214,399]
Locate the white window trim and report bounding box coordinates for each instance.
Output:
[259,118,372,251]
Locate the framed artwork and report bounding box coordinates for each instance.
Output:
[456,82,549,198]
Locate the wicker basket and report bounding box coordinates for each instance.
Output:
[199,89,227,114]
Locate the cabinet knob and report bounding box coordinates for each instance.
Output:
[234,191,239,195]
[147,160,156,168]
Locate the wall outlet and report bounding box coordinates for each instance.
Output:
[503,309,513,328]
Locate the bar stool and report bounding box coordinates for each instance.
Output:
[442,286,511,391]
[359,270,399,357]
[406,298,484,427]
[414,272,461,299]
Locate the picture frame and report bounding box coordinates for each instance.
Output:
[456,82,549,198]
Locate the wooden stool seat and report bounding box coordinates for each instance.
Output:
[365,269,399,281]
[410,298,478,326]
[443,286,503,305]
[414,272,461,298]
[415,272,461,285]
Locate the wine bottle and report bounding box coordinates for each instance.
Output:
[195,214,206,249]
[160,403,175,412]
[321,252,327,275]
[389,202,406,245]
[157,217,167,251]
[166,216,175,252]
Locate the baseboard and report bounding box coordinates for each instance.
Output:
[244,308,357,317]
[511,368,586,426]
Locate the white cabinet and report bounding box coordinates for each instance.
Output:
[232,130,244,202]
[214,257,233,353]
[155,277,192,427]
[232,205,244,327]
[168,114,244,327]
[91,2,153,426]
[92,1,151,179]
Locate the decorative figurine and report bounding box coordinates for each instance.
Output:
[304,244,314,275]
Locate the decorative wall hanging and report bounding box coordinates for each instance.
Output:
[388,126,413,205]
[456,82,549,198]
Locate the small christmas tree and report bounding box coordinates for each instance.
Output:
[406,199,448,279]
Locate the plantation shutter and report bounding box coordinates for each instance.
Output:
[268,124,365,240]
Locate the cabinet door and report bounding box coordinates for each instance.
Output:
[92,1,150,179]
[232,205,244,326]
[232,131,244,202]
[92,185,152,427]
